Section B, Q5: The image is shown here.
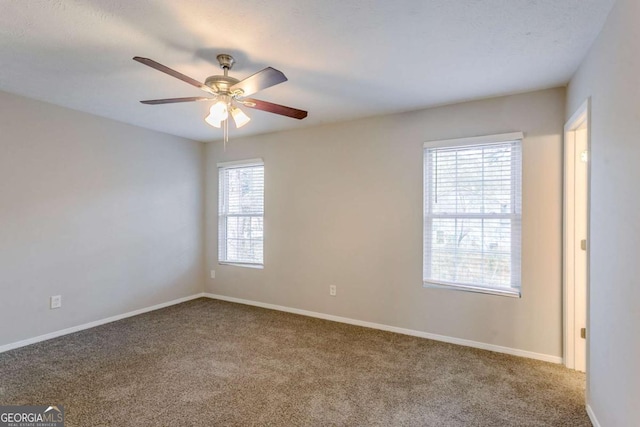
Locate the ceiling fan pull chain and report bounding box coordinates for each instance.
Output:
[224,118,229,148]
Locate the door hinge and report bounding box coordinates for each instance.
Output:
[581,151,589,163]
[580,328,586,339]
[580,239,587,251]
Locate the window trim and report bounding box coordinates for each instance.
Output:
[217,158,265,269]
[217,158,264,168]
[422,132,524,298]
[423,132,524,150]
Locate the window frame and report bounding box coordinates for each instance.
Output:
[422,132,523,298]
[217,158,265,269]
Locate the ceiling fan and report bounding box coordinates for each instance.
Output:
[133,54,307,136]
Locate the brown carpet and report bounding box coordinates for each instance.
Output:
[0,298,589,426]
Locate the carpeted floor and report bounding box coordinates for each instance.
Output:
[0,298,590,426]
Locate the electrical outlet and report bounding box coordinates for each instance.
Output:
[210,270,216,279]
[329,285,337,296]
[50,295,62,309]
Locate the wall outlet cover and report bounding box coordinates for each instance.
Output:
[50,295,62,309]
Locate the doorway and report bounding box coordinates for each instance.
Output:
[564,99,590,372]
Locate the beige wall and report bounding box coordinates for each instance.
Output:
[0,90,205,347]
[567,0,640,424]
[205,88,565,359]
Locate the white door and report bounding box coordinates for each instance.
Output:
[573,123,588,373]
[564,100,590,373]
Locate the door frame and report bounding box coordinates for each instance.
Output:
[563,98,591,370]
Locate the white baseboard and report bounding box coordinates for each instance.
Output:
[0,293,206,354]
[203,293,563,364]
[586,405,601,427]
[1,292,563,365]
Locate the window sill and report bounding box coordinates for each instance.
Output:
[423,281,521,298]
[219,261,264,270]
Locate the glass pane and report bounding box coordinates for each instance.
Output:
[429,144,514,215]
[428,215,513,287]
[223,215,264,264]
[223,166,264,215]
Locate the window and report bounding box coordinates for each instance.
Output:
[423,133,523,297]
[218,159,264,267]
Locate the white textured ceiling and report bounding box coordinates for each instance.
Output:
[0,0,615,142]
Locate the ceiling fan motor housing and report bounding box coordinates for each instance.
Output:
[205,75,240,95]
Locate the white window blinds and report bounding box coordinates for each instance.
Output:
[423,135,522,296]
[218,160,264,266]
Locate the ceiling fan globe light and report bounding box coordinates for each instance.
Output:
[209,101,228,122]
[204,113,222,128]
[231,107,251,128]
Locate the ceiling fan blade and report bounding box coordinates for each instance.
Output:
[133,57,216,95]
[230,67,287,97]
[243,98,308,120]
[140,97,214,105]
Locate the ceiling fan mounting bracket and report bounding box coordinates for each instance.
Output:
[216,54,235,70]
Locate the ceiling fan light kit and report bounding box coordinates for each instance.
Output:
[133,53,307,143]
